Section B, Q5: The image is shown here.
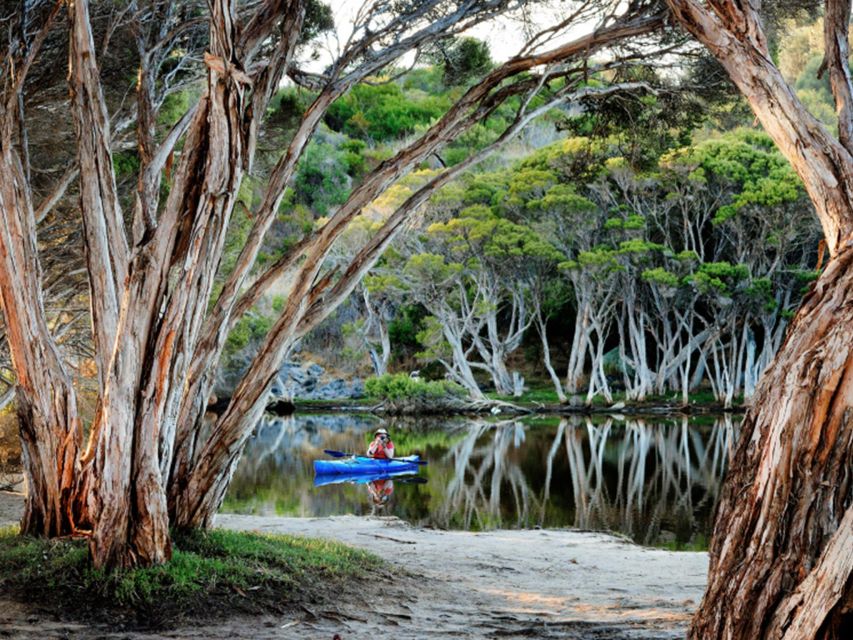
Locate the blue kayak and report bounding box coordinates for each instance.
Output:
[313,469,418,487]
[313,455,421,476]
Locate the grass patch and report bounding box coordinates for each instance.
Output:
[486,387,562,404]
[0,525,382,629]
[487,386,742,408]
[652,534,710,552]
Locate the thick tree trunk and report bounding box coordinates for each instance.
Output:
[660,1,853,634]
[690,245,853,639]
[81,0,256,568]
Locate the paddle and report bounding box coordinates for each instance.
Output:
[323,449,429,465]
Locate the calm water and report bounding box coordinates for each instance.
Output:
[222,413,739,549]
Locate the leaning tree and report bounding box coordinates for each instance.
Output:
[655,1,853,638]
[0,0,668,568]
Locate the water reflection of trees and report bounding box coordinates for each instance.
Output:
[439,416,737,544]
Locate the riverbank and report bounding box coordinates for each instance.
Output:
[291,397,746,417]
[0,492,708,639]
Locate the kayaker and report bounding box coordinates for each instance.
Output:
[367,427,395,459]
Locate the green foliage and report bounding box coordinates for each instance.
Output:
[157,90,193,129]
[364,373,464,401]
[112,150,140,178]
[271,88,314,130]
[528,183,596,215]
[424,204,562,265]
[387,304,426,357]
[642,267,680,288]
[519,136,608,182]
[364,272,403,294]
[558,65,708,168]
[688,261,750,295]
[437,37,492,86]
[604,214,645,230]
[745,276,777,312]
[617,239,664,256]
[404,253,463,284]
[661,130,804,224]
[302,0,335,42]
[326,82,451,142]
[340,138,367,177]
[293,140,351,215]
[225,313,273,354]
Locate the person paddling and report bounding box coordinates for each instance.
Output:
[367,427,395,459]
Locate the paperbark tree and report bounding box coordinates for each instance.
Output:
[0,0,669,568]
[662,0,853,637]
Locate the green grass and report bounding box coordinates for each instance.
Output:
[486,387,562,404]
[0,525,382,628]
[652,534,710,552]
[487,385,742,408]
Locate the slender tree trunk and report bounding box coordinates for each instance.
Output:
[534,309,567,403]
[566,297,590,394]
[0,127,81,537]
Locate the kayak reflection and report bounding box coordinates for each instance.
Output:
[312,468,421,487]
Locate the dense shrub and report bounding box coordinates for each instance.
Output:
[325,83,450,142]
[364,373,463,402]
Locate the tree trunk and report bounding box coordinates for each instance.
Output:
[536,314,567,403]
[659,2,853,631]
[16,386,80,537]
[690,247,853,639]
[0,127,81,537]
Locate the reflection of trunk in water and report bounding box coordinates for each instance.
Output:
[566,417,737,541]
[251,417,294,472]
[441,420,538,529]
[441,416,737,541]
[538,420,567,524]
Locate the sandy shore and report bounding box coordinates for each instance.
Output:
[0,486,23,529]
[0,493,708,639]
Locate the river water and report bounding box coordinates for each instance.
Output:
[222,413,738,549]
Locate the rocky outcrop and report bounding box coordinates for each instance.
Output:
[269,361,365,402]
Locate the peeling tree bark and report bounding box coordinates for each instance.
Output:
[690,245,853,639]
[68,0,129,388]
[0,118,81,538]
[662,0,853,637]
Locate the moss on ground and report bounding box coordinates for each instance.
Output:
[0,525,382,629]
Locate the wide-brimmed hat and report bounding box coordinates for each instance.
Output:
[375,427,389,436]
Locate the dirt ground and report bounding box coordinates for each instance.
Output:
[0,493,708,639]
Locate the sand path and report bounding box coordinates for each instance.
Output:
[1,494,708,639]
